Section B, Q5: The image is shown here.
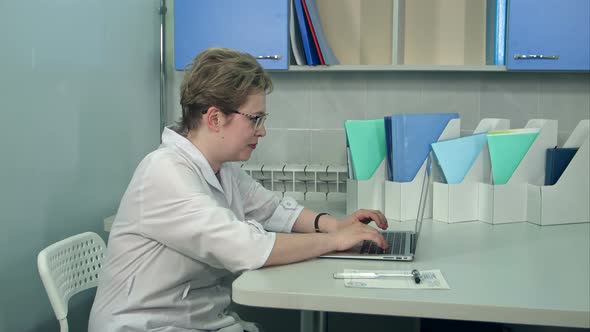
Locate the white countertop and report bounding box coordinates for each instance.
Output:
[233,217,590,328]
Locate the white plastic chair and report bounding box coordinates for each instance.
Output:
[37,232,106,332]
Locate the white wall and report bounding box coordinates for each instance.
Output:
[167,69,590,165]
[0,1,161,331]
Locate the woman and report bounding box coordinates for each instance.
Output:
[88,47,388,332]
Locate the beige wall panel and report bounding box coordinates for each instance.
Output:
[404,0,486,65]
[316,0,361,64]
[464,0,487,65]
[360,0,393,65]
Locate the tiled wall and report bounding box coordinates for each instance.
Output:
[167,71,590,165]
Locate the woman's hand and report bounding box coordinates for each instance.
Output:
[329,221,388,251]
[332,209,388,232]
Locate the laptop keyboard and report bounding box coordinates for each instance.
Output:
[360,232,409,255]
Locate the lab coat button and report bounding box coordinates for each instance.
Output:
[281,197,297,209]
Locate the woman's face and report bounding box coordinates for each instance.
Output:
[221,92,267,162]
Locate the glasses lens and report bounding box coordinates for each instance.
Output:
[255,114,267,130]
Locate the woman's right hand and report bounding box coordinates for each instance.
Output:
[329,222,388,252]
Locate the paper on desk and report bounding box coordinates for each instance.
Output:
[343,269,450,290]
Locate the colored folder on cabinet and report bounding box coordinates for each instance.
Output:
[301,0,324,64]
[289,0,305,65]
[293,0,320,65]
[485,0,507,65]
[344,119,386,180]
[431,133,488,184]
[545,147,578,185]
[391,113,459,182]
[303,0,339,65]
[487,129,540,184]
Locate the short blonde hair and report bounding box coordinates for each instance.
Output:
[177,47,273,133]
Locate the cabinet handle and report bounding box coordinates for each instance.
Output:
[514,54,559,60]
[256,55,282,60]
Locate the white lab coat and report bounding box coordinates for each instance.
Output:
[88,128,303,332]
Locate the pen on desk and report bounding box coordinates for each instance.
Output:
[334,269,421,284]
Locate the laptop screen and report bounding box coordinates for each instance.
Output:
[412,154,432,253]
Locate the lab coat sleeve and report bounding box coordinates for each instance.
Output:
[234,165,303,233]
[138,157,276,273]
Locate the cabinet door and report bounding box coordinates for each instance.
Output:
[174,0,288,70]
[507,0,590,70]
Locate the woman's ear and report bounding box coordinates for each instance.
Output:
[204,106,222,131]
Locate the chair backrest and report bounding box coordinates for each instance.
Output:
[37,232,106,332]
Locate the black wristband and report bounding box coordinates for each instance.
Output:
[314,213,329,233]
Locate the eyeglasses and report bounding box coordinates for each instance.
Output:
[229,110,268,130]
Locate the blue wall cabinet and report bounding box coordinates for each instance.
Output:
[507,0,590,70]
[174,0,289,70]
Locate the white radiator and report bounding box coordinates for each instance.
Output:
[240,163,347,201]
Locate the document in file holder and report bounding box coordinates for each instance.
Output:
[391,113,459,182]
[487,128,540,184]
[384,116,393,181]
[344,119,386,180]
[431,133,488,184]
[545,147,579,185]
[341,269,450,290]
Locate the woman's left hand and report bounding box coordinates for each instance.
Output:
[336,209,388,231]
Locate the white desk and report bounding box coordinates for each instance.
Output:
[233,217,590,330]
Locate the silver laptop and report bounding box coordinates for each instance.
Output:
[320,157,431,261]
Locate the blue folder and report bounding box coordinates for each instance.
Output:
[293,0,320,65]
[431,133,488,184]
[545,147,578,185]
[485,0,507,65]
[391,113,459,182]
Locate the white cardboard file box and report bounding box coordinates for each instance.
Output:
[478,119,558,224]
[384,118,461,221]
[527,119,590,225]
[346,160,386,215]
[433,119,510,223]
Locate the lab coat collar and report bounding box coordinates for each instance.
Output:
[161,127,226,195]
